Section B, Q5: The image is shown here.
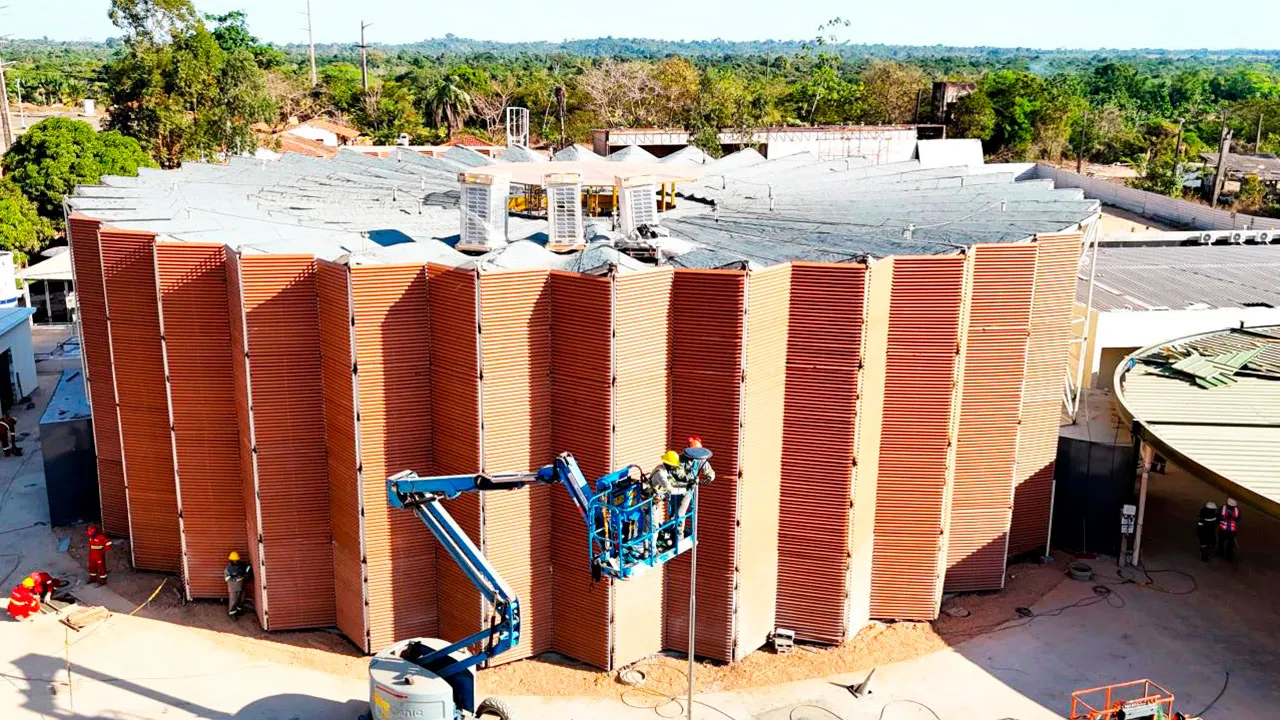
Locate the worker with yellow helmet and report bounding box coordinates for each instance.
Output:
[7,576,40,621]
[648,440,716,550]
[224,550,252,620]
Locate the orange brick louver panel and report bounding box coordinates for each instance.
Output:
[100,229,179,571]
[611,269,673,669]
[238,255,335,630]
[548,271,611,669]
[1009,234,1082,556]
[737,265,791,657]
[428,265,483,645]
[478,269,553,664]
[665,269,744,663]
[870,256,965,621]
[778,263,867,644]
[225,251,265,627]
[68,217,128,537]
[154,242,245,598]
[945,245,1037,592]
[315,261,365,647]
[351,264,439,650]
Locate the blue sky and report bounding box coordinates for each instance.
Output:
[6,0,1280,49]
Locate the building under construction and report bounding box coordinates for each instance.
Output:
[64,141,1098,671]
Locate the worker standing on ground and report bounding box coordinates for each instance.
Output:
[7,577,40,621]
[225,551,252,619]
[1217,498,1241,561]
[1196,502,1218,562]
[86,525,113,585]
[0,414,20,457]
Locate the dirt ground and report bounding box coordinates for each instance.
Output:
[72,527,1068,701]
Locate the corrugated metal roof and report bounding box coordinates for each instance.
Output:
[1079,245,1280,311]
[1117,326,1280,517]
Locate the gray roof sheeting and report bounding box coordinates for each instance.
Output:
[1079,245,1280,310]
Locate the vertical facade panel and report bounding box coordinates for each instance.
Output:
[100,228,179,571]
[869,256,966,621]
[1010,234,1082,556]
[225,251,266,627]
[611,268,673,668]
[946,245,1037,591]
[350,263,439,650]
[428,265,483,646]
[737,265,791,657]
[478,269,553,664]
[154,242,244,598]
[777,263,866,644]
[68,216,128,537]
[238,255,335,630]
[315,261,365,647]
[665,269,744,663]
[548,270,612,670]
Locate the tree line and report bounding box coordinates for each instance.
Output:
[5,2,1280,259]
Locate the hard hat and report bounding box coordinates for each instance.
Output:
[228,551,240,562]
[21,577,34,588]
[86,525,98,537]
[687,436,703,449]
[1227,498,1238,507]
[661,450,680,466]
[1205,501,1217,510]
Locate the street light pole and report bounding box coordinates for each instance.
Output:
[686,486,698,720]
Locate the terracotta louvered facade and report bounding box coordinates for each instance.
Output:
[777,263,867,644]
[548,270,613,670]
[664,269,744,663]
[945,245,1038,592]
[233,254,335,631]
[67,216,129,537]
[99,229,179,571]
[477,269,554,664]
[154,242,245,599]
[73,215,1086,666]
[1009,234,1084,556]
[869,256,967,621]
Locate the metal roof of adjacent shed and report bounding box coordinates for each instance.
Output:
[1078,245,1280,310]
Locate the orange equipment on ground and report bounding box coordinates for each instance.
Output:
[1069,679,1176,719]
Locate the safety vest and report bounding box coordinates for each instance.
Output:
[1219,506,1240,532]
[8,587,36,613]
[89,534,112,553]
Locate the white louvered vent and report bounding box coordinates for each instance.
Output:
[617,175,659,238]
[458,172,510,249]
[545,172,583,248]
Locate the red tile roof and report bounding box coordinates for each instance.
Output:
[300,118,361,139]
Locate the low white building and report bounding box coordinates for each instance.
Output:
[0,307,38,408]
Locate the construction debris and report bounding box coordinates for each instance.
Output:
[61,605,110,631]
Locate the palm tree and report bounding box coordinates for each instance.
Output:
[427,75,474,139]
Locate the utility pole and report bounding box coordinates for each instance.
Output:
[359,21,372,92]
[1211,117,1232,208]
[15,76,24,129]
[555,85,566,150]
[0,59,14,154]
[306,0,317,87]
[1076,109,1089,175]
[1257,111,1265,153]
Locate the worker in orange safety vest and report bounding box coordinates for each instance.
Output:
[1217,498,1241,562]
[7,577,40,620]
[87,525,113,585]
[28,570,59,604]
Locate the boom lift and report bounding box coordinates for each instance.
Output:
[368,446,714,720]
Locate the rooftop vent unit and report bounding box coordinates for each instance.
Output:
[458,171,510,252]
[545,172,584,251]
[616,175,660,239]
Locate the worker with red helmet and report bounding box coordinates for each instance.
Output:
[28,570,59,604]
[7,577,40,621]
[86,525,113,585]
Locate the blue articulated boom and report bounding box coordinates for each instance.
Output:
[385,447,714,672]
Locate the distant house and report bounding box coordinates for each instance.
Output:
[284,118,362,147]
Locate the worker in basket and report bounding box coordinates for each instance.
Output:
[649,438,716,551]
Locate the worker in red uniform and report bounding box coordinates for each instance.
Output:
[87,525,113,585]
[28,570,59,604]
[1217,498,1241,561]
[7,577,40,621]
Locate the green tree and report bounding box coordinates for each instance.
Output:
[949,90,996,141]
[320,62,364,113]
[425,74,474,138]
[103,0,274,167]
[355,83,423,144]
[1,117,155,225]
[0,181,56,264]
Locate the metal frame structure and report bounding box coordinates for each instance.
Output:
[505,107,530,148]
